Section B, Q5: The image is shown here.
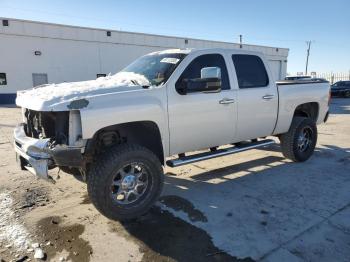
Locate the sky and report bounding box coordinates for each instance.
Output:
[1,0,349,74]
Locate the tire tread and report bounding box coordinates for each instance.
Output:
[87,144,163,220]
[280,117,317,162]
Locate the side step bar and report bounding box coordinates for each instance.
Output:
[166,139,275,168]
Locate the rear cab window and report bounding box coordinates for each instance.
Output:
[232,55,269,88]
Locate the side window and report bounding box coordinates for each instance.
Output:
[232,55,269,88]
[176,54,230,93]
[0,73,7,85]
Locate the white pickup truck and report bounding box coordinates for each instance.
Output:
[14,48,330,220]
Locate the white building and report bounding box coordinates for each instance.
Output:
[0,17,289,104]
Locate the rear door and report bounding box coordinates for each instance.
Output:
[230,54,278,141]
[167,52,237,155]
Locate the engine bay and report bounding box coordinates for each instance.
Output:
[23,109,69,145]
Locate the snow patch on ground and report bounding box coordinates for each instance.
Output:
[16,72,150,104]
[0,193,31,251]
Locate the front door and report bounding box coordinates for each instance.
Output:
[167,53,237,155]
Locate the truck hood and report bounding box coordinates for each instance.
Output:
[16,72,151,111]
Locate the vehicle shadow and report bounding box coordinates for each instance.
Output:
[121,144,350,260]
[0,124,16,128]
[258,143,348,160]
[188,155,284,182]
[0,104,17,108]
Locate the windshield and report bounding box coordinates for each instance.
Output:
[122,53,187,86]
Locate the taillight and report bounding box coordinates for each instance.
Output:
[328,89,331,106]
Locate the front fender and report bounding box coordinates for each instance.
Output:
[79,87,169,156]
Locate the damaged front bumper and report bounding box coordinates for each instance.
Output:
[14,124,85,181]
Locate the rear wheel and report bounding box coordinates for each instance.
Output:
[87,144,163,221]
[279,117,317,162]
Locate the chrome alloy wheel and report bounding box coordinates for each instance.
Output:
[110,163,149,205]
[297,126,313,152]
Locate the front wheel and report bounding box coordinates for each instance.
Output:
[87,144,164,221]
[279,117,317,162]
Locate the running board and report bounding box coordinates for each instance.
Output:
[166,139,275,168]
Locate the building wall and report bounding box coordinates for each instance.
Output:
[0,18,289,103]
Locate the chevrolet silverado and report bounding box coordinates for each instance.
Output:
[14,48,330,220]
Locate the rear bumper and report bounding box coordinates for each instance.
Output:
[14,124,84,180]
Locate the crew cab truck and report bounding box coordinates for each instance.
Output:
[14,48,330,221]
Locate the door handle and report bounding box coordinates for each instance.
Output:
[262,94,274,100]
[219,98,235,104]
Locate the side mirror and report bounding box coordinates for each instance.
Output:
[201,67,221,79]
[185,78,221,94]
[176,67,222,95]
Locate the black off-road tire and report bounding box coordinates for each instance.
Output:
[87,144,164,221]
[279,117,317,162]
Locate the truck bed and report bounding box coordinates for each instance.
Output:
[273,79,330,135]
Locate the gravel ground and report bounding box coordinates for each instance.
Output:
[0,98,349,262]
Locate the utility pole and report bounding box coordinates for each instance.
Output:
[239,35,243,48]
[305,41,312,75]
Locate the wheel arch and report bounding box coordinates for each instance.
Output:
[293,102,319,122]
[273,101,320,136]
[85,121,165,165]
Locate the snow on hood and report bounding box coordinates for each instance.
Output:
[16,72,151,110]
